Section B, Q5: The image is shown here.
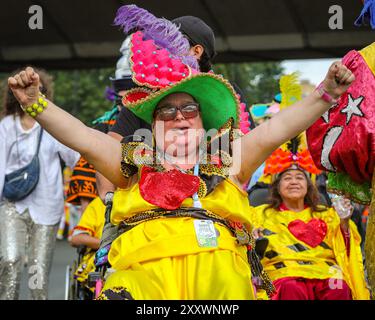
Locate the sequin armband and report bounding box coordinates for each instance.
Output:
[120,141,154,178]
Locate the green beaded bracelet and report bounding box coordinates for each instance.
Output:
[22,93,48,117]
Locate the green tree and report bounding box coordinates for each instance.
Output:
[214,62,284,105]
[51,68,115,125]
[1,62,284,123]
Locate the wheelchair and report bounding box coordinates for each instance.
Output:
[63,192,116,299]
[65,245,95,300]
[87,192,117,299]
[65,192,117,300]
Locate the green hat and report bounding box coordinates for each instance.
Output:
[124,73,241,131]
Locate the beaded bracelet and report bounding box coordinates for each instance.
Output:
[22,93,48,117]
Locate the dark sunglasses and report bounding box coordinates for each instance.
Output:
[154,102,200,121]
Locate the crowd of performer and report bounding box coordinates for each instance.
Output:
[0,4,373,300]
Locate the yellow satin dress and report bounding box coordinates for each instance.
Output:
[98,178,256,300]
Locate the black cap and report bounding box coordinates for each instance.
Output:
[110,77,137,93]
[172,16,216,60]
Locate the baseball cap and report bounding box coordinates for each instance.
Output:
[172,16,216,60]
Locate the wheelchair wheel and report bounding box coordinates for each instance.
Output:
[65,260,78,300]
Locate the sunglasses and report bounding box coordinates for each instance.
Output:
[154,102,200,121]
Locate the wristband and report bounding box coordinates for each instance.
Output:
[22,93,48,117]
[316,83,338,105]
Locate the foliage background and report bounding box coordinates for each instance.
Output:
[0,62,284,124]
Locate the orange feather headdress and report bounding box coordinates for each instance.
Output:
[263,73,321,176]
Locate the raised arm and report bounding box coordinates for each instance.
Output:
[232,62,355,184]
[8,67,128,188]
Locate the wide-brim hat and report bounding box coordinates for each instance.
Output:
[113,5,241,131]
[123,72,241,131]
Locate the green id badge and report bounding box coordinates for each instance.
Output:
[193,220,218,248]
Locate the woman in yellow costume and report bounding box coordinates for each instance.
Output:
[6,2,356,299]
[250,134,370,300]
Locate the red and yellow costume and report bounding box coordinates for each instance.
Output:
[96,5,272,300]
[251,72,369,300]
[102,176,255,300]
[97,119,271,299]
[250,205,369,300]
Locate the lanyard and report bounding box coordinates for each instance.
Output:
[192,164,202,208]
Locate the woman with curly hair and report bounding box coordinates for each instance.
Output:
[0,67,79,300]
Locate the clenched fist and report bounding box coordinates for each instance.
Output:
[8,67,41,108]
[321,62,355,99]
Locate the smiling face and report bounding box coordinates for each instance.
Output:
[278,169,308,202]
[153,92,204,160]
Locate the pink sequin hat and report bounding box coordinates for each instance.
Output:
[114,5,241,131]
[122,31,240,130]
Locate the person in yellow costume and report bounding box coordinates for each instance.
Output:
[70,197,105,293]
[7,4,356,300]
[251,149,370,300]
[249,72,369,300]
[8,64,355,299]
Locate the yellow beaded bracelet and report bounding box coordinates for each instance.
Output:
[22,93,48,117]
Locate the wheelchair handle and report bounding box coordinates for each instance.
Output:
[77,245,87,256]
[104,192,114,224]
[104,192,114,206]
